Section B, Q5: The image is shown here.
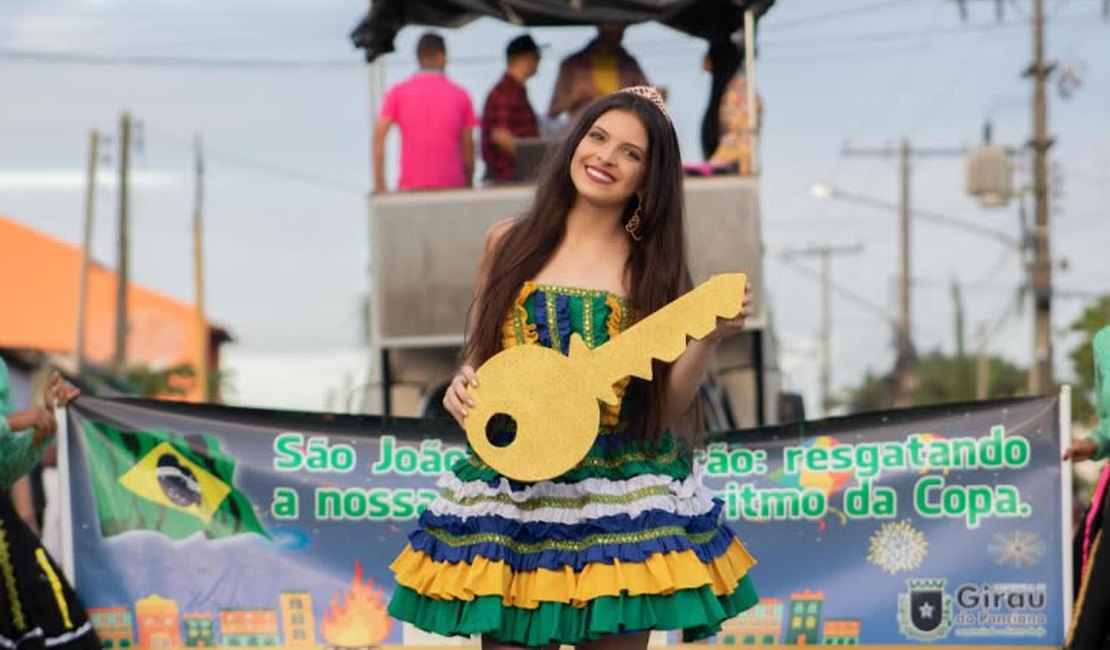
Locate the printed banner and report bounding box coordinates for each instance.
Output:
[66,395,1068,648]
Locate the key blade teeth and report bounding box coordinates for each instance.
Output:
[705,274,747,319]
[589,271,748,389]
[568,333,591,359]
[597,387,621,406]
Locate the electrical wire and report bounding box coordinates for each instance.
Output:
[770,253,897,325]
[760,0,909,31]
[146,128,366,194]
[902,26,990,133]
[0,48,357,69]
[0,12,1097,70]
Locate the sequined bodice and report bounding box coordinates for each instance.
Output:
[501,282,632,427]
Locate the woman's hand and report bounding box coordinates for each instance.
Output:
[43,371,80,410]
[1063,438,1098,462]
[8,406,56,446]
[706,280,754,344]
[442,366,478,427]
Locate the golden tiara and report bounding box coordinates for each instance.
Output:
[619,85,669,122]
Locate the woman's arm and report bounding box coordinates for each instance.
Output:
[665,337,721,425]
[664,283,753,425]
[0,406,55,490]
[1064,327,1110,462]
[443,218,518,424]
[0,372,80,490]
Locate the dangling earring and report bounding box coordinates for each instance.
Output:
[626,201,643,242]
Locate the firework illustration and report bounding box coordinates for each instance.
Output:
[988,530,1047,568]
[867,520,928,574]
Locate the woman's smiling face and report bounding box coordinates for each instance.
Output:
[569,108,649,208]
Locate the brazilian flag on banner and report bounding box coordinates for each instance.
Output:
[83,421,270,541]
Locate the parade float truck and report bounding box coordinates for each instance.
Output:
[353,0,790,428]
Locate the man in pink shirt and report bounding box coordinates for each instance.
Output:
[373,32,478,192]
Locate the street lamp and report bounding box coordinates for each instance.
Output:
[809,182,833,200]
[810,180,918,406]
[810,180,1030,408]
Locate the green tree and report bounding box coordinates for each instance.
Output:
[1067,295,1110,423]
[126,363,195,397]
[126,363,234,401]
[848,351,1027,413]
[848,280,1027,413]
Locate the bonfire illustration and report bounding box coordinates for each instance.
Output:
[321,560,393,649]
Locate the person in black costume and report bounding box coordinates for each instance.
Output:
[0,362,101,650]
[700,40,742,161]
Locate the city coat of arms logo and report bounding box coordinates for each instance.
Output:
[898,578,953,641]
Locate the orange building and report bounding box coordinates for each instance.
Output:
[785,589,824,645]
[88,606,135,649]
[0,215,230,400]
[135,595,182,648]
[719,597,783,645]
[279,591,316,645]
[220,608,280,646]
[822,619,861,645]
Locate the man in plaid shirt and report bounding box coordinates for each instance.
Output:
[481,34,541,183]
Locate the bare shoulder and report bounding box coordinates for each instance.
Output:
[484,217,519,251]
[475,217,521,287]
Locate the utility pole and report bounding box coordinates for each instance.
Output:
[1027,0,1055,395]
[781,243,864,416]
[743,7,760,175]
[843,139,965,406]
[952,0,1077,395]
[193,134,210,402]
[976,323,991,399]
[75,131,100,374]
[113,112,132,376]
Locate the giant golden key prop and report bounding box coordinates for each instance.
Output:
[464,273,747,482]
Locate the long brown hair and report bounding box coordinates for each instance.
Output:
[464,91,693,444]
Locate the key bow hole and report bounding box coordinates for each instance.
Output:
[485,413,518,448]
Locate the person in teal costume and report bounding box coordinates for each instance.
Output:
[1063,326,1110,649]
[1063,326,1110,463]
[0,359,100,650]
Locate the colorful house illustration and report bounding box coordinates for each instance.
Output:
[183,612,215,647]
[88,607,135,649]
[220,608,280,646]
[821,619,861,645]
[135,595,182,648]
[785,590,824,645]
[718,598,784,645]
[279,591,316,645]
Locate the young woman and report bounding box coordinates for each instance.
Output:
[0,364,101,650]
[387,87,758,650]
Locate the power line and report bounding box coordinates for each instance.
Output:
[762,14,1050,47]
[204,150,366,194]
[0,13,1098,70]
[762,0,909,31]
[846,2,946,138]
[638,12,1093,60]
[779,243,865,416]
[0,48,357,69]
[147,129,366,194]
[903,25,990,132]
[770,253,895,325]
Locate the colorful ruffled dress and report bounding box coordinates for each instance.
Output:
[388,283,758,646]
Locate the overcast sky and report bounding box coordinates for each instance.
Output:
[1,0,1107,411]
